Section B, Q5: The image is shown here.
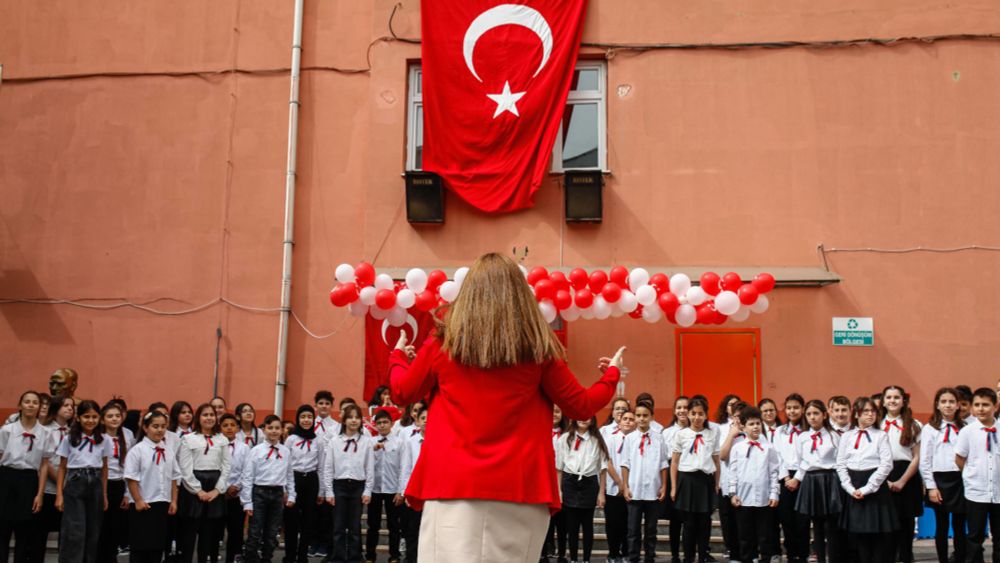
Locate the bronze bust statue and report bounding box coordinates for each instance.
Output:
[49,368,80,402]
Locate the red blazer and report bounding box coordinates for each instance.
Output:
[389,338,620,514]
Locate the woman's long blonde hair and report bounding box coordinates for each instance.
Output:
[440,252,565,368]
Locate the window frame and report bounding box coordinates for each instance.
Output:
[405,65,423,172]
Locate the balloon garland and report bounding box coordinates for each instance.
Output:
[329,262,776,327]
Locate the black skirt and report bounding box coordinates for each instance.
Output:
[929,470,966,514]
[795,469,843,517]
[130,502,170,551]
[839,468,899,534]
[0,466,39,523]
[177,469,225,519]
[888,459,924,518]
[674,471,716,514]
[561,473,599,509]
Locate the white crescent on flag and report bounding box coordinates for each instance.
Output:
[381,314,420,346]
[462,4,553,83]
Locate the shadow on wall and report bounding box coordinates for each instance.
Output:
[0,268,76,345]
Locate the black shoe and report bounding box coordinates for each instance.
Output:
[699,555,717,563]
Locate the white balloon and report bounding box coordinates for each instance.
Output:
[642,305,663,323]
[539,300,557,324]
[678,295,689,305]
[439,281,460,302]
[370,305,389,320]
[618,290,639,313]
[359,286,377,306]
[749,294,770,314]
[669,274,692,296]
[454,267,470,287]
[580,306,595,320]
[374,274,394,291]
[730,305,751,322]
[715,290,741,315]
[628,268,650,292]
[593,296,612,320]
[685,286,708,306]
[561,305,581,322]
[396,288,416,309]
[388,306,408,327]
[335,263,355,284]
[675,304,696,327]
[348,301,368,317]
[610,306,626,318]
[635,285,657,307]
[404,268,428,293]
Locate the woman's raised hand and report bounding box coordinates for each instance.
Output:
[598,346,627,373]
[395,333,417,360]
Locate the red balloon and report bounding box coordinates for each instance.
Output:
[354,262,376,287]
[375,289,396,310]
[329,287,346,307]
[588,270,608,294]
[737,284,759,305]
[713,308,728,324]
[569,268,589,291]
[574,288,594,309]
[427,269,447,291]
[554,290,573,310]
[339,282,358,304]
[657,292,680,314]
[601,282,622,303]
[609,266,629,288]
[649,273,670,294]
[534,279,555,301]
[752,273,776,294]
[721,272,743,292]
[696,303,716,325]
[665,310,677,324]
[700,272,721,296]
[628,305,644,319]
[549,271,571,293]
[415,290,437,312]
[527,266,549,286]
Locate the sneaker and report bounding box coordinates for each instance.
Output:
[315,548,329,558]
[700,555,717,563]
[118,546,130,555]
[307,547,317,558]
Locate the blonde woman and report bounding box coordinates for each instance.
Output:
[389,252,625,563]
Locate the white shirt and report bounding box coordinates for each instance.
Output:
[240,442,296,509]
[399,433,423,493]
[236,426,262,448]
[761,423,779,444]
[56,432,111,469]
[773,423,806,474]
[605,431,630,496]
[43,422,69,494]
[124,437,181,504]
[717,421,745,496]
[672,426,719,475]
[920,420,962,489]
[622,429,669,500]
[728,438,781,506]
[835,427,892,495]
[556,432,607,478]
[882,416,921,462]
[955,419,1000,503]
[285,435,323,474]
[226,439,251,488]
[793,428,839,481]
[104,428,136,481]
[313,416,341,439]
[661,423,683,465]
[321,433,374,498]
[831,423,851,436]
[178,433,231,494]
[371,434,403,495]
[0,420,54,470]
[650,420,664,433]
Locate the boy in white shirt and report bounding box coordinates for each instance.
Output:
[621,402,668,563]
[399,408,426,563]
[366,409,403,563]
[955,387,1000,563]
[728,406,780,563]
[241,416,295,563]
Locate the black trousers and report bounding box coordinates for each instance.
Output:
[543,510,566,559]
[627,500,659,563]
[365,493,401,561]
[807,514,846,563]
[331,479,364,563]
[60,468,105,563]
[680,510,710,563]
[97,480,128,563]
[851,532,890,563]
[669,516,683,559]
[735,505,775,561]
[244,486,284,563]
[224,496,245,563]
[564,507,595,562]
[931,502,966,563]
[315,503,332,552]
[179,506,222,563]
[718,492,740,560]
[1,518,37,563]
[283,472,318,563]
[778,476,810,561]
[604,493,628,559]
[966,500,1000,563]
[399,505,422,563]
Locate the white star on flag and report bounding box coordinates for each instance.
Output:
[486,81,526,118]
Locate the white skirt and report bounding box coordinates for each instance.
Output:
[418,499,550,562]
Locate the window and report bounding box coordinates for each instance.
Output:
[405,61,607,172]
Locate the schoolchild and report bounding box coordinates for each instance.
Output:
[954,386,974,425]
[219,414,250,563]
[366,408,403,563]
[56,399,112,563]
[398,408,426,563]
[241,415,296,563]
[210,397,228,421]
[544,404,569,563]
[955,387,1000,563]
[393,401,426,438]
[879,385,922,563]
[774,393,810,563]
[283,405,322,563]
[40,394,75,556]
[827,396,852,435]
[606,410,636,563]
[124,411,180,563]
[558,416,616,563]
[757,398,781,444]
[235,404,261,448]
[601,397,632,439]
[716,396,746,562]
[669,397,719,563]
[98,401,134,563]
[835,396,896,563]
[919,387,966,563]
[321,404,374,563]
[727,406,781,563]
[622,401,668,563]
[311,391,337,558]
[634,393,664,433]
[789,400,843,563]
[169,402,195,440]
[660,396,689,563]
[177,404,230,563]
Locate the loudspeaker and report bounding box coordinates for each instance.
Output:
[405,172,445,224]
[564,170,603,223]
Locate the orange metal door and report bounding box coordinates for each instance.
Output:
[675,328,762,408]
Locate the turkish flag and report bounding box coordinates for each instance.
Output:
[364,309,437,402]
[421,0,588,213]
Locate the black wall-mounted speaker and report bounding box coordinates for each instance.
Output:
[405,172,445,224]
[564,170,603,223]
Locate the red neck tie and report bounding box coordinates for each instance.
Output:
[203,435,214,455]
[296,439,312,451]
[412,428,420,436]
[22,432,36,451]
[78,436,95,453]
[810,432,823,453]
[617,438,624,454]
[180,429,191,437]
[153,446,165,465]
[314,421,324,432]
[266,445,282,460]
[789,426,802,444]
[229,442,235,452]
[59,427,68,440]
[747,441,763,457]
[244,435,254,446]
[612,428,621,435]
[984,427,996,451]
[112,436,120,458]
[640,433,652,455]
[944,423,958,443]
[574,436,583,451]
[854,429,871,449]
[689,434,704,454]
[343,438,358,453]
[553,429,561,438]
[884,419,901,433]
